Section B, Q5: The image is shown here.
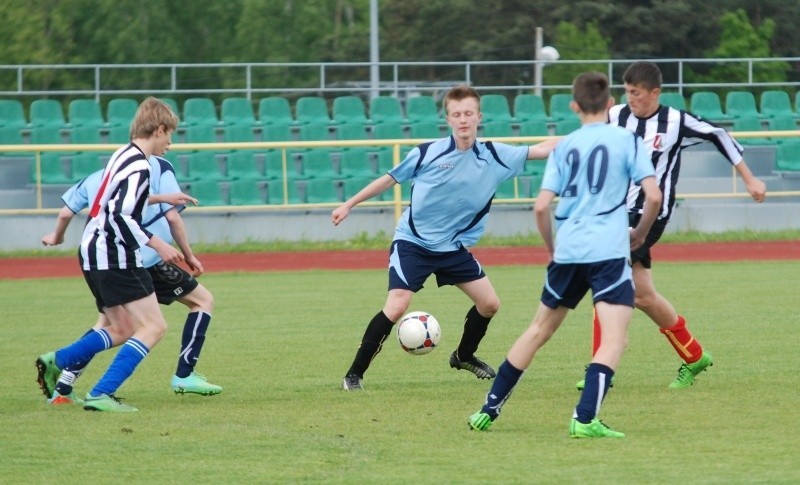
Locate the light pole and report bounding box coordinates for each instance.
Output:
[534,27,559,96]
[370,0,379,100]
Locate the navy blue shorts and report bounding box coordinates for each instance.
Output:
[83,267,155,311]
[148,262,199,305]
[540,258,634,310]
[387,240,486,292]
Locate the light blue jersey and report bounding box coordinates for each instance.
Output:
[389,136,529,252]
[61,156,182,268]
[541,122,654,263]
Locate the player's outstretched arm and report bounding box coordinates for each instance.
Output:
[734,160,767,202]
[526,137,559,160]
[41,206,76,246]
[150,192,198,206]
[332,174,396,226]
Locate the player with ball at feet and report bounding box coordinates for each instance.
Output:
[332,84,558,391]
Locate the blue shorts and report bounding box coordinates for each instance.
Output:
[388,240,486,292]
[540,258,634,310]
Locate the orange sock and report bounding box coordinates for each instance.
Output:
[591,309,601,357]
[659,315,703,363]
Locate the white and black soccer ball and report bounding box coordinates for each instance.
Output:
[397,311,441,356]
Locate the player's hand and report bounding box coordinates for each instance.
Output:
[629,227,646,251]
[185,254,204,276]
[746,177,766,203]
[158,192,199,206]
[41,232,63,246]
[331,205,350,226]
[150,237,184,265]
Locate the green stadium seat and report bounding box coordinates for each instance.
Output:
[548,93,578,122]
[261,123,293,142]
[405,96,440,124]
[725,91,764,120]
[31,152,72,184]
[523,158,547,176]
[774,140,800,172]
[339,148,376,178]
[554,118,581,135]
[372,121,405,141]
[518,119,549,137]
[183,124,218,143]
[70,152,104,182]
[69,125,103,144]
[228,179,265,205]
[480,94,514,123]
[0,99,29,131]
[482,120,513,138]
[369,96,406,124]
[189,180,226,206]
[409,121,441,139]
[304,177,343,203]
[342,176,381,200]
[513,94,548,123]
[759,90,795,119]
[68,99,105,129]
[494,178,519,199]
[29,99,67,129]
[689,91,730,121]
[226,151,264,180]
[263,150,288,181]
[221,97,259,127]
[30,126,64,144]
[300,150,338,178]
[659,92,687,110]
[106,98,138,128]
[376,149,400,173]
[106,125,130,144]
[336,122,368,141]
[182,97,220,126]
[186,152,226,181]
[265,179,288,204]
[525,172,544,194]
[223,123,257,143]
[332,96,369,124]
[0,126,24,148]
[295,96,333,125]
[766,115,798,142]
[258,97,295,126]
[732,116,771,145]
[299,122,330,142]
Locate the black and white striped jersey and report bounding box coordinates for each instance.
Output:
[609,104,744,221]
[79,143,153,270]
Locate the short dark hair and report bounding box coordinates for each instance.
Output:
[572,72,610,114]
[623,61,663,90]
[443,84,481,114]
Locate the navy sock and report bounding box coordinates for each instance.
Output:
[175,311,211,378]
[480,359,524,419]
[456,306,492,361]
[574,362,614,424]
[90,338,149,397]
[54,329,112,370]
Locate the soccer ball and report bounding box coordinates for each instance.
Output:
[397,311,441,355]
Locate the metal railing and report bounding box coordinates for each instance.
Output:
[2,58,800,102]
[2,131,800,216]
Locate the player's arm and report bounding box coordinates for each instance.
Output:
[733,159,767,202]
[526,137,559,160]
[150,192,198,206]
[533,189,556,257]
[41,206,77,246]
[165,208,203,276]
[332,174,397,226]
[630,176,662,251]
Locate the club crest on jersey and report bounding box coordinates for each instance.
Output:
[438,163,455,169]
[653,134,663,150]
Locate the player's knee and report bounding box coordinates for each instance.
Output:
[478,297,500,318]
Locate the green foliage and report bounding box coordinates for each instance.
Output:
[2,262,799,481]
[686,8,790,91]
[544,20,611,91]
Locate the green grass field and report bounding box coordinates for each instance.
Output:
[2,261,798,483]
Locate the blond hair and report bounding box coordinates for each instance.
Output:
[129,97,179,139]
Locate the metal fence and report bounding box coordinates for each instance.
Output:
[2,58,800,103]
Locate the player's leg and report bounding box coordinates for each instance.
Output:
[469,303,568,431]
[450,276,499,379]
[633,263,713,388]
[148,261,222,395]
[342,241,430,391]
